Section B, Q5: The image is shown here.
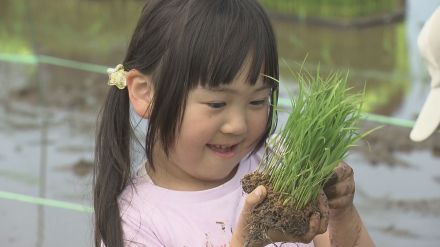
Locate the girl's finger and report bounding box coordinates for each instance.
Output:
[318,191,329,234]
[324,162,354,189]
[335,162,354,181]
[325,176,355,199]
[230,185,267,246]
[242,185,267,215]
[300,212,321,243]
[267,192,328,244]
[324,171,338,188]
[328,194,354,209]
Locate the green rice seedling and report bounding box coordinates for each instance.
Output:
[242,69,369,245]
[264,71,364,209]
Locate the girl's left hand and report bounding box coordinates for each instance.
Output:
[321,162,376,247]
[323,161,355,217]
[232,186,329,247]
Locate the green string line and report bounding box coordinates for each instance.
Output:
[0,53,108,73]
[1,53,416,128]
[361,112,415,128]
[0,53,418,127]
[0,190,93,213]
[39,55,108,74]
[0,53,434,213]
[0,53,38,64]
[278,97,418,129]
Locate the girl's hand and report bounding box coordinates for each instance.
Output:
[230,185,267,247]
[323,161,355,217]
[231,186,329,247]
[266,190,329,244]
[322,162,376,247]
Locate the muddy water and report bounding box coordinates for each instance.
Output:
[1,0,440,246]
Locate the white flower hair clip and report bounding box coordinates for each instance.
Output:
[107,64,127,89]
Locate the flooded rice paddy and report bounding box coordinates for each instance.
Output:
[1,0,440,246]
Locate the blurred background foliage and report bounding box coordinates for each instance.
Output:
[3,1,440,247]
[260,0,403,20]
[0,0,408,114]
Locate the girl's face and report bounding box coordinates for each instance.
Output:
[151,67,271,190]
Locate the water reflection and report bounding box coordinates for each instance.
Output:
[274,17,410,115]
[35,64,48,247]
[395,0,440,119]
[0,0,417,116]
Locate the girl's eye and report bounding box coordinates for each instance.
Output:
[207,102,226,109]
[250,98,269,106]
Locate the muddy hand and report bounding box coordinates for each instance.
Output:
[266,190,329,244]
[230,185,267,247]
[323,161,355,216]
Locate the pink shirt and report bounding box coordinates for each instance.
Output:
[118,153,315,247]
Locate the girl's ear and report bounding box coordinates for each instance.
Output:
[126,69,154,119]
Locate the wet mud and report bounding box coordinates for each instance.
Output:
[354,121,440,167]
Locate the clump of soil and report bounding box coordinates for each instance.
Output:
[241,172,320,245]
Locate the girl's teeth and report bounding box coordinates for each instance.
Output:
[209,144,233,152]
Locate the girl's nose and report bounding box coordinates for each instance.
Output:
[220,111,248,136]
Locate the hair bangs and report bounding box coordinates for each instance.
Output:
[185,0,278,89]
[145,0,279,164]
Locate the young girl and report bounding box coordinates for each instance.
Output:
[94,0,375,246]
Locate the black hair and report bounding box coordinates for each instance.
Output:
[93,0,278,246]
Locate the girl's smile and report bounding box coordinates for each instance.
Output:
[206,143,240,158]
[93,1,283,245]
[149,66,272,191]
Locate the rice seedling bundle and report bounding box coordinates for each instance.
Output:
[241,71,366,245]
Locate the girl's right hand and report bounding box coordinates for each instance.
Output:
[231,186,329,247]
[230,185,267,247]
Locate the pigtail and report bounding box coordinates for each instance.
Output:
[93,0,280,246]
[94,87,131,247]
